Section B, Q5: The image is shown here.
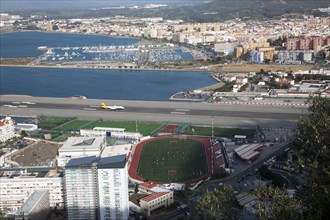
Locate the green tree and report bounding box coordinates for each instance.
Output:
[290,96,330,220]
[196,185,240,220]
[254,186,302,220]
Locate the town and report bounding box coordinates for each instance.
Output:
[0,2,330,220]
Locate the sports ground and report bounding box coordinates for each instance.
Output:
[129,135,212,184]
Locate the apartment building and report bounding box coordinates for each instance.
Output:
[0,117,15,142]
[64,154,129,220]
[0,169,64,213]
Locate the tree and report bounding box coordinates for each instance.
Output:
[196,185,240,220]
[254,186,302,220]
[290,96,330,220]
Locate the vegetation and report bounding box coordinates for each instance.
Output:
[196,185,240,220]
[290,96,330,220]
[258,165,288,188]
[185,126,256,139]
[255,97,330,219]
[16,0,329,22]
[37,116,74,130]
[214,82,234,92]
[53,119,92,131]
[137,138,208,182]
[254,186,302,220]
[51,133,73,142]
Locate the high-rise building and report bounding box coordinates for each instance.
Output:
[0,117,15,142]
[64,155,129,220]
[98,155,129,220]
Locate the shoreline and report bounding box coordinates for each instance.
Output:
[0,64,211,73]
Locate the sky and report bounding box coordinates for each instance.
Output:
[0,0,207,11]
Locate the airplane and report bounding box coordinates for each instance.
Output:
[101,102,125,111]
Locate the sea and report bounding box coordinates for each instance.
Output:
[0,32,216,101]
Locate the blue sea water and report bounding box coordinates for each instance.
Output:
[0,67,215,101]
[0,31,139,58]
[0,31,215,101]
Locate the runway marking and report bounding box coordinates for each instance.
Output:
[22,102,36,105]
[170,112,186,115]
[18,105,28,108]
[83,108,97,111]
[175,109,190,112]
[12,102,21,104]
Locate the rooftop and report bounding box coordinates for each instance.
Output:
[59,136,105,153]
[65,156,98,169]
[20,190,49,214]
[140,192,170,203]
[98,154,126,169]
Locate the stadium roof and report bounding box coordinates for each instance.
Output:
[234,144,264,161]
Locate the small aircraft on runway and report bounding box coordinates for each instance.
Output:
[101,102,125,111]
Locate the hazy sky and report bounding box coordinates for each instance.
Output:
[1,0,206,11]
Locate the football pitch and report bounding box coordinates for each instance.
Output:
[137,138,208,182]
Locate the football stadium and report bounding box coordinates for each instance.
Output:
[129,135,212,184]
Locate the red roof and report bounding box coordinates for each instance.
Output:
[0,120,11,126]
[139,182,159,189]
[141,192,170,202]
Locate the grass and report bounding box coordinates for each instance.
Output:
[53,119,92,131]
[137,138,208,182]
[51,133,73,142]
[86,121,162,136]
[37,116,74,130]
[185,126,256,139]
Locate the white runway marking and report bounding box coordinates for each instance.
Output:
[171,112,186,115]
[175,109,190,112]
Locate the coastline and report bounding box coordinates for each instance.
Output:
[0,64,211,73]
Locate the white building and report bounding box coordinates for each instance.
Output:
[80,127,142,140]
[140,192,174,216]
[64,154,129,220]
[0,169,64,213]
[138,182,174,216]
[57,136,106,167]
[98,155,129,220]
[15,190,50,220]
[0,117,15,142]
[15,123,38,132]
[65,156,99,220]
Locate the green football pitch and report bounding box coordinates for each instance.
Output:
[137,138,208,182]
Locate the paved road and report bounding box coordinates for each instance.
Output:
[0,95,307,127]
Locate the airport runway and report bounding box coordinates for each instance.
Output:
[0,95,307,128]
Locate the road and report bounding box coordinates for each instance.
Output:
[0,95,307,127]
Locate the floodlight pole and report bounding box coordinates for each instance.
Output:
[211,116,214,140]
[136,119,138,133]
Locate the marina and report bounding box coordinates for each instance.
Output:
[31,43,194,69]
